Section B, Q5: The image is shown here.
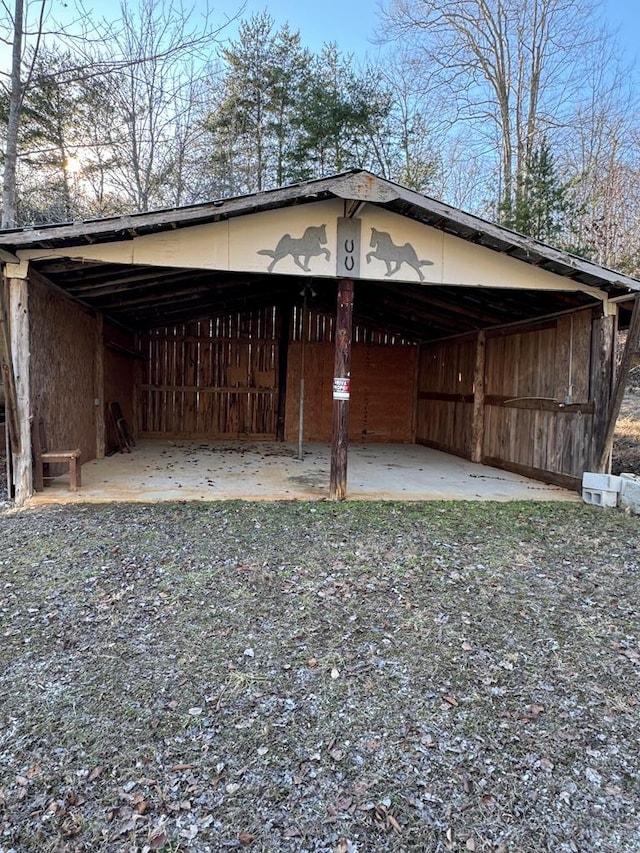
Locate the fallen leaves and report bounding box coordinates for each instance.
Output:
[2,502,640,852]
[356,799,403,835]
[612,642,640,664]
[499,703,545,723]
[88,764,105,782]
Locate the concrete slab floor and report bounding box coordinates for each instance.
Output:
[26,440,580,505]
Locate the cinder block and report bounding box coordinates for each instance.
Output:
[582,487,619,508]
[582,472,622,492]
[620,473,640,514]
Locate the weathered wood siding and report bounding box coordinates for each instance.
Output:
[140,306,416,442]
[28,276,97,466]
[284,307,416,442]
[139,309,279,438]
[416,337,476,456]
[284,341,416,442]
[416,309,602,485]
[483,312,595,483]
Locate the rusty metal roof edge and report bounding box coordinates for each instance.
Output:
[1,169,639,293]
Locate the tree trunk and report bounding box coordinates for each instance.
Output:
[2,0,24,228]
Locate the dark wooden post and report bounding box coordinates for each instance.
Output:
[471,330,486,463]
[589,309,616,471]
[95,312,105,458]
[276,302,290,442]
[330,279,354,500]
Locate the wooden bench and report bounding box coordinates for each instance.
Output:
[32,417,82,492]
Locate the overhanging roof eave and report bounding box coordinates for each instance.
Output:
[1,169,639,296]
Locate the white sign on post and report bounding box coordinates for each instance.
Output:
[333,377,351,400]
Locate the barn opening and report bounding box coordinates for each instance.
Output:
[2,171,638,504]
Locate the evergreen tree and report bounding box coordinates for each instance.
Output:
[287,45,393,182]
[14,50,93,222]
[204,13,310,194]
[499,137,577,245]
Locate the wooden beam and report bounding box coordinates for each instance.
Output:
[589,312,616,471]
[276,302,290,442]
[471,330,486,463]
[0,275,21,453]
[9,277,32,503]
[597,295,640,470]
[95,312,105,459]
[482,456,582,492]
[484,394,594,414]
[329,279,354,500]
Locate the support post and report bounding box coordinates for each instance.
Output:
[9,276,31,503]
[298,292,307,460]
[590,309,616,471]
[471,330,486,463]
[0,275,20,454]
[133,332,141,441]
[597,296,640,470]
[329,279,354,500]
[95,312,105,458]
[276,303,290,442]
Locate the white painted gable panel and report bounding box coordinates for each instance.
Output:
[13,201,600,299]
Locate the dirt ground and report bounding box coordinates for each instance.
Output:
[1,501,639,853]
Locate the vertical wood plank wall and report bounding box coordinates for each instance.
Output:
[139,306,417,442]
[416,337,476,456]
[138,302,610,485]
[139,309,280,438]
[28,276,97,467]
[416,309,602,484]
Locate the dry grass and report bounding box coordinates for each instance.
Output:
[613,388,640,475]
[1,501,639,853]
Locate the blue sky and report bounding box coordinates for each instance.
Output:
[210,0,640,64]
[76,0,640,66]
[212,0,382,57]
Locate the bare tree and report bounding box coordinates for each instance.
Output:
[558,35,640,270]
[380,0,601,212]
[1,0,46,226]
[0,0,236,224]
[84,0,228,212]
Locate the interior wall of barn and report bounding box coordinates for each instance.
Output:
[28,275,98,467]
[416,336,476,457]
[138,309,280,438]
[416,306,612,487]
[132,294,614,488]
[284,342,416,442]
[103,321,137,449]
[137,305,418,443]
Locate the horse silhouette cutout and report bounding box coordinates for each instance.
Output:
[366,228,434,281]
[258,225,331,272]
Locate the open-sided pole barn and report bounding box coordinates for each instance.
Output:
[1,170,639,505]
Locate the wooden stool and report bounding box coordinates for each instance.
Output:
[32,417,82,492]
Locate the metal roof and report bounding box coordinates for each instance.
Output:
[2,171,638,338]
